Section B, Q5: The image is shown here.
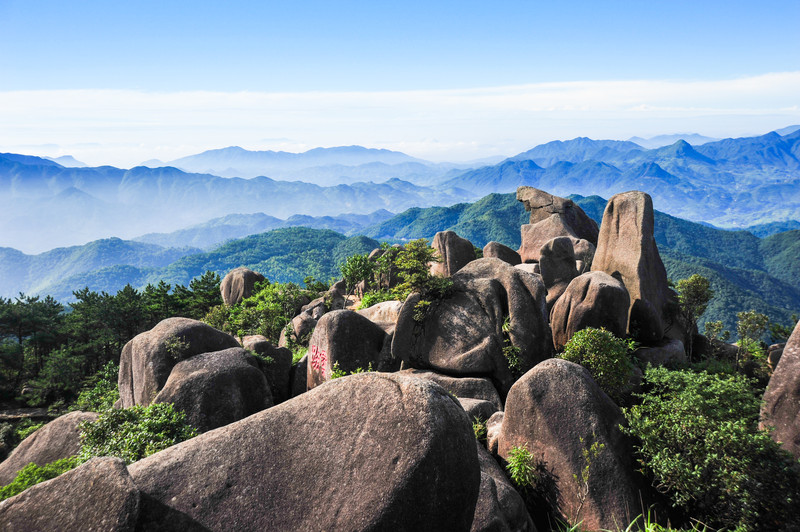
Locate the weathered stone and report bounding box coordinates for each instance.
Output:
[516,187,599,244]
[486,411,504,455]
[515,263,540,276]
[459,398,499,423]
[393,258,553,398]
[539,236,579,311]
[498,359,643,530]
[762,321,800,458]
[518,215,578,263]
[307,310,393,390]
[400,369,503,411]
[471,443,537,532]
[356,300,404,335]
[118,318,239,408]
[633,338,687,367]
[289,354,307,398]
[0,457,140,532]
[0,411,98,485]
[591,191,673,344]
[550,272,630,352]
[153,348,272,433]
[128,373,481,531]
[220,267,265,306]
[768,343,785,373]
[483,241,521,266]
[431,230,477,276]
[242,335,292,403]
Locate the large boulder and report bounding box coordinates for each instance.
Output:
[393,258,553,398]
[0,457,141,532]
[242,335,293,403]
[128,373,481,531]
[400,369,503,411]
[0,411,98,485]
[153,348,273,433]
[550,272,630,352]
[220,267,265,306]
[289,354,307,398]
[471,443,536,532]
[761,321,800,458]
[431,230,477,277]
[516,187,599,244]
[539,236,579,310]
[118,318,239,408]
[591,191,673,344]
[497,359,642,530]
[356,300,404,335]
[483,241,521,266]
[518,215,577,263]
[307,310,393,390]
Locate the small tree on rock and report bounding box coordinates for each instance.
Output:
[676,274,713,362]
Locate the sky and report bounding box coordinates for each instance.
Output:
[1,0,799,166]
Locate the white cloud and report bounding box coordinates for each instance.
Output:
[1,72,798,166]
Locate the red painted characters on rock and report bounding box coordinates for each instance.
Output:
[310,344,328,378]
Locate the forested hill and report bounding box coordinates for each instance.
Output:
[31,228,378,302]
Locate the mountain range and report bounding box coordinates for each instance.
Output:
[2,127,799,254]
[2,190,798,339]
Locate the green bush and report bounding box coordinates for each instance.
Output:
[78,403,197,464]
[623,366,800,530]
[358,289,399,309]
[559,328,635,401]
[72,361,120,412]
[13,419,45,442]
[0,456,79,501]
[506,444,538,489]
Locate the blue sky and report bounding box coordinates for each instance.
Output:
[1,0,798,165]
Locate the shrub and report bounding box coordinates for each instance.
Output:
[72,361,120,412]
[622,366,800,530]
[506,444,538,489]
[78,403,197,464]
[472,417,487,442]
[0,456,79,501]
[13,419,45,441]
[358,290,398,309]
[559,328,635,401]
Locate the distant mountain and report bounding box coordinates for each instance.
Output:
[0,238,199,299]
[774,125,800,136]
[360,192,800,336]
[744,220,800,238]
[0,154,472,253]
[506,137,643,167]
[628,133,719,149]
[43,155,87,167]
[443,131,800,228]
[134,209,394,249]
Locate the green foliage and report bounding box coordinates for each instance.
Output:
[559,328,635,401]
[769,314,798,343]
[506,444,539,489]
[502,345,522,373]
[13,419,45,442]
[571,434,606,525]
[0,456,79,502]
[163,335,190,362]
[676,274,713,360]
[340,253,374,295]
[703,320,730,344]
[622,366,800,531]
[736,310,770,343]
[329,361,373,380]
[72,361,120,412]
[78,403,197,464]
[358,290,399,309]
[220,281,311,343]
[472,417,487,442]
[394,238,441,296]
[412,299,431,322]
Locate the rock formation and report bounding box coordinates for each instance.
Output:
[497,359,642,530]
[591,191,673,344]
[153,348,273,433]
[761,321,800,458]
[220,267,265,306]
[118,318,239,408]
[430,230,477,277]
[516,186,599,243]
[483,241,521,265]
[550,271,630,352]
